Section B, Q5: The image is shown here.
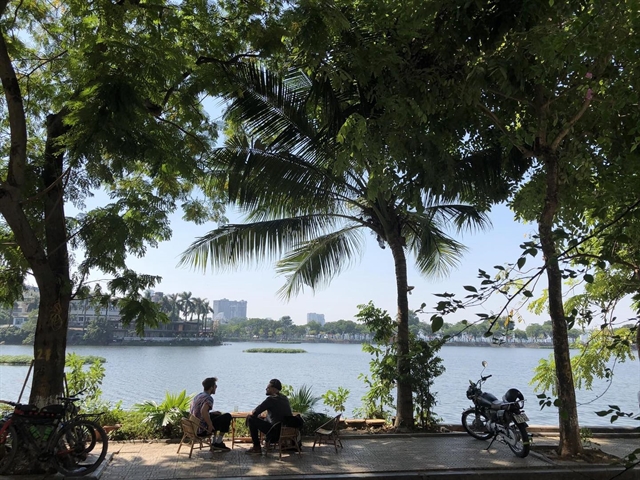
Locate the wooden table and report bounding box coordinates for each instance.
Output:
[230,411,252,449]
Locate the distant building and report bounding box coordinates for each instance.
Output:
[213,298,247,321]
[11,286,39,328]
[306,312,325,326]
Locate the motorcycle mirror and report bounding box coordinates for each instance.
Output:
[481,360,488,367]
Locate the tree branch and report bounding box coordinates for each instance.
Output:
[487,88,531,106]
[476,102,533,158]
[0,31,27,188]
[563,252,638,272]
[558,197,640,260]
[196,52,261,66]
[550,96,592,151]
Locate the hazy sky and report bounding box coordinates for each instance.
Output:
[100,201,632,327]
[133,203,539,325]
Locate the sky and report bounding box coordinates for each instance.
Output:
[131,203,537,325]
[88,201,633,328]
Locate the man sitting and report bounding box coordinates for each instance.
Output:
[190,377,232,452]
[245,378,292,454]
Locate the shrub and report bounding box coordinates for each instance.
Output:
[322,387,350,414]
[281,384,320,415]
[243,348,306,353]
[109,410,162,440]
[133,390,193,438]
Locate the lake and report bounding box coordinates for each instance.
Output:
[0,343,638,427]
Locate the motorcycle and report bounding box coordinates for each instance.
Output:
[461,361,531,458]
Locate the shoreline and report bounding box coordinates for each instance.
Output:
[2,339,636,349]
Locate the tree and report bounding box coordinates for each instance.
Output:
[180,64,493,429]
[162,294,181,322]
[178,292,194,323]
[273,0,638,449]
[416,0,640,455]
[83,317,113,345]
[0,0,262,406]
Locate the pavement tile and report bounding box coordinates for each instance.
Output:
[3,433,636,480]
[99,435,559,480]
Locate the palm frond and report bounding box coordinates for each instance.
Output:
[275,225,365,299]
[221,64,331,165]
[215,138,350,215]
[286,384,321,415]
[402,212,469,278]
[423,202,492,233]
[179,215,341,272]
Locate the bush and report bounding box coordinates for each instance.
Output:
[109,410,163,440]
[300,412,331,435]
[133,390,193,438]
[243,348,306,353]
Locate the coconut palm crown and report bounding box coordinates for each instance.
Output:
[180,64,492,428]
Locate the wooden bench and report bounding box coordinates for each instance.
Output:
[365,419,387,428]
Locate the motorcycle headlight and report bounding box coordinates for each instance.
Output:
[466,386,476,399]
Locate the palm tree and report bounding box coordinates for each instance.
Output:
[200,300,211,334]
[178,291,194,323]
[180,65,491,428]
[162,294,180,322]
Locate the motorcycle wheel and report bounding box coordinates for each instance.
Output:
[461,409,492,440]
[506,421,530,458]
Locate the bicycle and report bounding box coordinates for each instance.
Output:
[0,395,108,476]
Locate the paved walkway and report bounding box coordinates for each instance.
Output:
[1,431,637,480]
[100,431,638,480]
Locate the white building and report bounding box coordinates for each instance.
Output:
[212,298,247,321]
[306,312,325,326]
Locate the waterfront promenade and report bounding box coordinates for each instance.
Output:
[2,428,637,480]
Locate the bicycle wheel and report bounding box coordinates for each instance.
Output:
[0,422,18,474]
[52,420,108,476]
[71,421,98,454]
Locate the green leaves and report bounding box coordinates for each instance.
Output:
[133,390,193,429]
[430,315,444,333]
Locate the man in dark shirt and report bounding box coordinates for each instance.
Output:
[245,378,292,454]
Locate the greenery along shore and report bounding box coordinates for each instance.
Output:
[0,355,105,366]
[0,305,609,347]
[243,348,307,353]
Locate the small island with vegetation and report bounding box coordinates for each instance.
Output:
[0,354,106,366]
[243,348,307,353]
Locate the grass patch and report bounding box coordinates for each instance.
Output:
[0,354,106,365]
[243,348,307,353]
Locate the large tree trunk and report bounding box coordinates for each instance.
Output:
[30,111,72,406]
[539,150,583,456]
[388,234,414,430]
[0,27,70,407]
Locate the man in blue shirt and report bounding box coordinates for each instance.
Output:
[190,377,232,451]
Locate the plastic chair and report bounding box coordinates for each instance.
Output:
[177,415,212,458]
[266,415,303,459]
[312,414,343,452]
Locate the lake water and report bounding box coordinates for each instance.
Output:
[1,343,638,427]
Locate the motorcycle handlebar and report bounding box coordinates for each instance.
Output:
[481,375,492,381]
